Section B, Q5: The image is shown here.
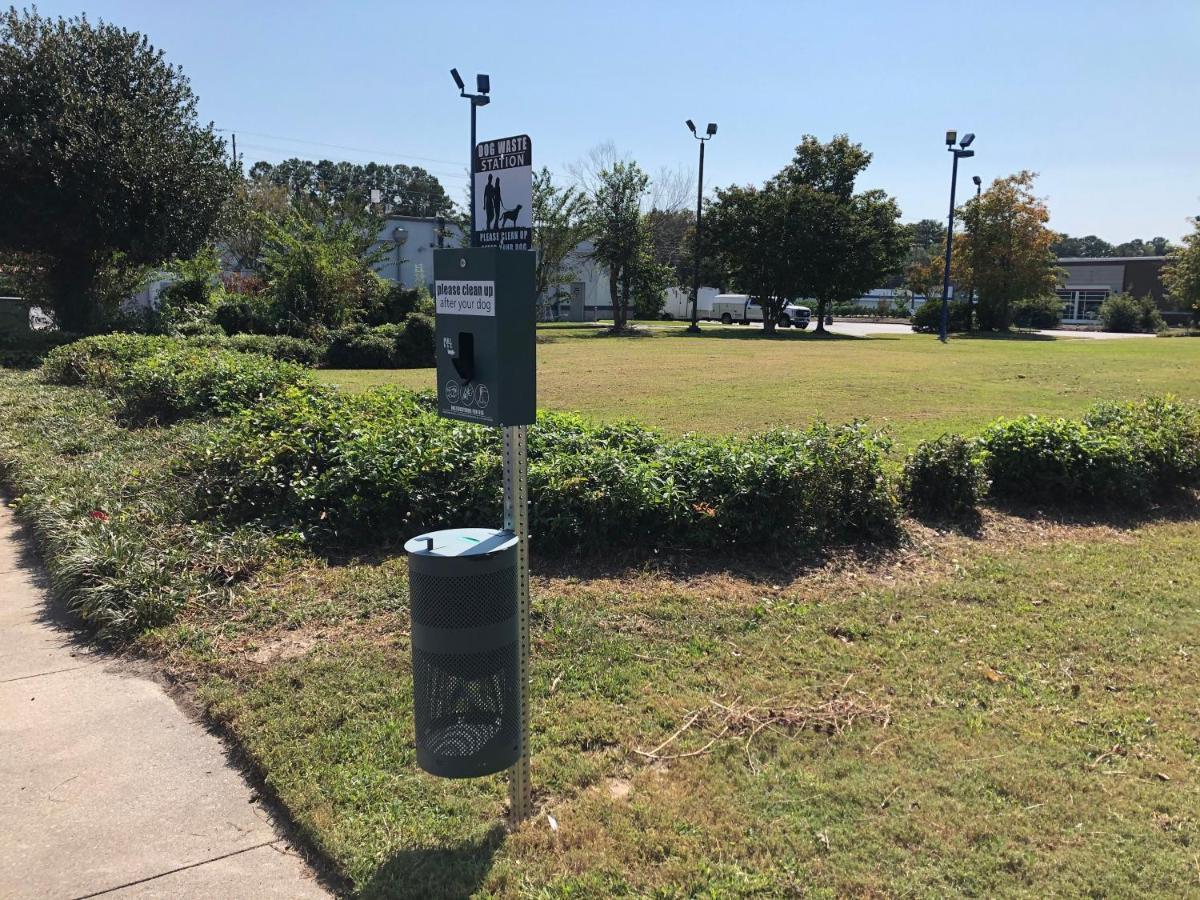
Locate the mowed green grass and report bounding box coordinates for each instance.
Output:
[316,324,1200,447]
[3,368,1199,896]
[201,518,1200,898]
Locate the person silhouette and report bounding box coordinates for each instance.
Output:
[483,174,496,230]
[493,176,504,227]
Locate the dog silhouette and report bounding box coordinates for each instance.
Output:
[499,204,522,227]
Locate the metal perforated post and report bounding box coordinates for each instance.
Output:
[503,424,531,822]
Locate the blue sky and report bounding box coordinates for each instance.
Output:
[41,0,1200,241]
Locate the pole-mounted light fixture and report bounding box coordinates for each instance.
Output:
[685,118,718,333]
[451,68,492,246]
[938,130,979,342]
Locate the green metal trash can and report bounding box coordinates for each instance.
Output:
[404,528,520,778]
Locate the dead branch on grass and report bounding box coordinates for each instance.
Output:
[633,686,891,766]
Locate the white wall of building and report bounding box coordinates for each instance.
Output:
[372,216,464,290]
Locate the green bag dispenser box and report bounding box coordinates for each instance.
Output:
[404,528,521,778]
[434,247,536,427]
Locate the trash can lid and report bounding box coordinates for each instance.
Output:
[404,527,518,559]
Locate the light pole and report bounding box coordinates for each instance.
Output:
[968,174,981,327]
[939,131,975,342]
[451,68,490,247]
[686,120,717,333]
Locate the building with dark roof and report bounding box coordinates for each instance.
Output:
[1055,256,1178,324]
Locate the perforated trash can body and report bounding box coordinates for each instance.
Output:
[404,528,521,778]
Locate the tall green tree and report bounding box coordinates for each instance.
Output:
[903,219,947,255]
[249,158,453,217]
[959,172,1060,330]
[1163,216,1200,324]
[590,161,650,331]
[0,8,234,332]
[531,167,591,317]
[705,182,808,334]
[771,135,907,334]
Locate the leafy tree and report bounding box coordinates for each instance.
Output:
[643,207,694,287]
[904,253,943,304]
[903,219,947,255]
[218,178,292,272]
[959,172,1059,330]
[628,241,674,320]
[1051,233,1114,258]
[248,158,453,217]
[1112,236,1178,257]
[259,204,388,335]
[771,135,906,334]
[0,8,234,332]
[589,161,650,331]
[1162,216,1200,324]
[705,183,804,333]
[531,167,591,318]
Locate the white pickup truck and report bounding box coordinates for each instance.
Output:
[709,294,811,329]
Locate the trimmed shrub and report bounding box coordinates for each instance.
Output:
[227,334,324,366]
[1011,295,1063,330]
[900,434,988,519]
[395,313,435,367]
[214,294,278,336]
[192,389,899,556]
[326,323,401,368]
[326,319,435,368]
[42,334,174,386]
[1082,397,1200,493]
[42,334,313,420]
[1098,293,1164,333]
[116,348,313,421]
[362,284,435,325]
[911,299,971,333]
[979,416,1150,506]
[173,320,228,339]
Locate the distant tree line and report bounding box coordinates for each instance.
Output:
[1050,233,1178,258]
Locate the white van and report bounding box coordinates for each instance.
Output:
[709,294,811,329]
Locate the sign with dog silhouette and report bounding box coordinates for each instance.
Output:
[474,134,532,250]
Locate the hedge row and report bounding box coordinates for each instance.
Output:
[901,397,1200,518]
[38,336,1200,552]
[41,334,314,421]
[191,387,899,555]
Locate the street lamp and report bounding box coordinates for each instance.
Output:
[969,175,982,324]
[939,131,976,342]
[451,68,490,247]
[686,119,717,333]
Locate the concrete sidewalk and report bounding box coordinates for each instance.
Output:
[0,501,331,899]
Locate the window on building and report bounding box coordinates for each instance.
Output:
[1056,289,1077,321]
[1077,289,1109,321]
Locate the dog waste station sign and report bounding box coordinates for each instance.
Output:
[473,134,533,250]
[410,128,536,823]
[433,251,534,428]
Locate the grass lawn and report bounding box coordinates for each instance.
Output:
[2,368,1198,897]
[318,324,1200,449]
